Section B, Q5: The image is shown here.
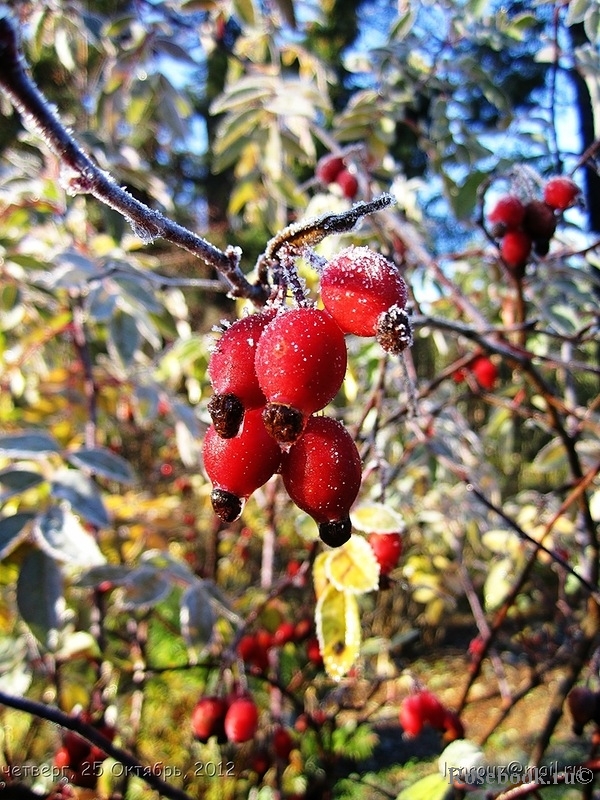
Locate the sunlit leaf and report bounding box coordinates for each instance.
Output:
[315,584,360,681]
[32,505,106,567]
[313,551,330,600]
[351,503,404,534]
[0,512,35,559]
[180,582,216,650]
[50,469,110,528]
[484,558,515,611]
[395,772,449,800]
[0,430,60,457]
[325,536,380,595]
[16,549,64,649]
[66,446,136,484]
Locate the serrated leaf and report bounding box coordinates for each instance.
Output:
[66,447,136,484]
[325,536,380,595]
[50,469,110,528]
[180,582,216,650]
[0,513,35,559]
[0,469,44,501]
[351,503,405,534]
[0,430,60,457]
[395,772,449,800]
[116,566,171,610]
[315,584,360,681]
[16,549,64,649]
[33,505,106,567]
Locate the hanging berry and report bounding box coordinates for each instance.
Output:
[207,309,277,438]
[255,307,348,444]
[281,415,362,547]
[202,408,282,523]
[320,245,412,354]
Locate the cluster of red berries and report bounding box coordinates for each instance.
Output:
[567,686,600,736]
[53,713,115,788]
[192,691,259,744]
[237,618,321,673]
[487,176,580,278]
[399,689,464,742]
[203,245,412,548]
[315,152,359,199]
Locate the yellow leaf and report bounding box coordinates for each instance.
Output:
[350,502,404,533]
[315,584,360,681]
[325,535,379,595]
[312,551,330,600]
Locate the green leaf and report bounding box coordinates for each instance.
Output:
[0,513,35,559]
[351,503,404,534]
[0,431,60,457]
[325,536,380,595]
[50,468,110,528]
[483,558,514,611]
[16,549,64,649]
[180,582,216,650]
[75,564,133,590]
[395,772,449,800]
[315,584,361,681]
[33,505,106,567]
[0,469,44,501]
[116,565,172,610]
[66,447,136,484]
[108,310,141,368]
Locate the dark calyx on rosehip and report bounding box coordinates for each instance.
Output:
[281,415,362,547]
[376,304,413,354]
[255,307,347,444]
[203,408,282,523]
[207,309,276,438]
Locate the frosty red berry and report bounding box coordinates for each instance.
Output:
[543,176,581,211]
[207,309,276,438]
[202,408,282,522]
[255,307,347,444]
[281,415,362,547]
[320,245,412,354]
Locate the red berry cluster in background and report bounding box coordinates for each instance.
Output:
[53,712,115,788]
[452,354,498,391]
[203,246,412,547]
[192,692,259,744]
[237,617,315,673]
[399,689,464,742]
[487,176,581,278]
[315,152,359,199]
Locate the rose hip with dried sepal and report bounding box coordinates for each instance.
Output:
[280,415,362,547]
[207,309,277,438]
[320,245,412,354]
[202,408,282,523]
[255,307,347,444]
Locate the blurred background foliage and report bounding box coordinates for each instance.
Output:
[0,0,599,798]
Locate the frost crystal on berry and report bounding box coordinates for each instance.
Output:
[376,305,413,354]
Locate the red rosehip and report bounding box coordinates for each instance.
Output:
[255,308,347,444]
[336,168,359,199]
[316,154,345,184]
[399,695,426,737]
[567,686,598,734]
[202,408,282,523]
[273,621,296,646]
[500,229,532,275]
[272,726,295,760]
[368,532,402,576]
[281,416,362,547]
[321,245,409,339]
[306,637,323,667]
[471,356,498,390]
[191,696,228,743]
[441,710,465,742]
[522,199,557,241]
[54,746,72,769]
[207,309,277,438]
[543,176,581,211]
[487,195,525,230]
[419,691,447,730]
[224,696,259,743]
